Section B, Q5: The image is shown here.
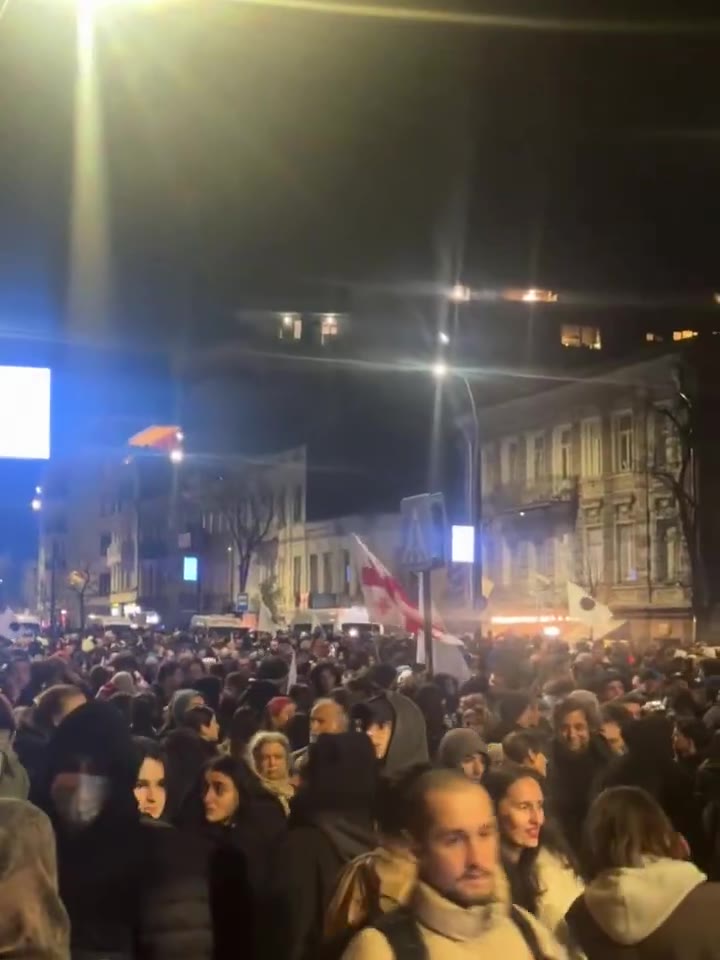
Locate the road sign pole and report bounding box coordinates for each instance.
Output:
[421,568,433,675]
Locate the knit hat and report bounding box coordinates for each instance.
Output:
[436,728,489,770]
[267,696,292,719]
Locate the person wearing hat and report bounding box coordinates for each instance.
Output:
[436,728,489,784]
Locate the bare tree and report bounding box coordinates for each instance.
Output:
[650,366,707,632]
[187,462,276,594]
[67,566,95,631]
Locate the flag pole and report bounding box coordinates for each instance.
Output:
[421,568,434,676]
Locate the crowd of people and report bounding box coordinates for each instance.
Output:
[2,625,720,959]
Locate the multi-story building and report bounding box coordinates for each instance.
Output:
[475,350,698,643]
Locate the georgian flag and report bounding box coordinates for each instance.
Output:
[351,535,469,682]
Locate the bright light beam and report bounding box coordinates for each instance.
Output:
[67,0,111,334]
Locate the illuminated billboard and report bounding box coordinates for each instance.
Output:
[0,366,50,460]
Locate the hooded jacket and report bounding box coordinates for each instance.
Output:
[547,735,611,857]
[382,692,430,779]
[436,728,488,773]
[37,702,212,960]
[566,857,719,960]
[0,798,70,960]
[274,733,378,960]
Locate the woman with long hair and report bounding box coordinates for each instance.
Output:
[485,763,583,952]
[567,786,720,960]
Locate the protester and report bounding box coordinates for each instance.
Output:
[353,691,429,778]
[246,730,295,813]
[566,786,720,960]
[237,656,289,720]
[502,730,548,777]
[599,702,632,755]
[276,732,378,960]
[165,689,205,732]
[265,695,296,732]
[133,737,167,820]
[324,765,427,945]
[15,684,86,794]
[597,714,702,863]
[673,716,711,774]
[0,692,29,800]
[340,769,567,960]
[490,690,541,743]
[292,697,349,773]
[0,797,70,960]
[35,701,213,959]
[151,662,184,710]
[0,652,31,705]
[485,764,583,951]
[436,727,489,783]
[180,705,221,744]
[547,695,611,857]
[196,754,287,959]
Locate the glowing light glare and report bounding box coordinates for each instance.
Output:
[438,331,450,345]
[170,448,184,464]
[282,314,294,327]
[432,361,448,379]
[31,498,42,512]
[449,284,471,303]
[520,288,559,303]
[542,626,561,637]
[451,525,475,564]
[490,614,572,625]
[35,486,42,495]
[175,430,184,442]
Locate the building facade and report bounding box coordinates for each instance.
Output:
[476,352,694,642]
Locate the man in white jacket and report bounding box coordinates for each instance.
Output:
[341,770,567,960]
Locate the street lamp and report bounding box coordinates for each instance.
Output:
[169,448,184,464]
[432,363,482,609]
[31,497,42,512]
[438,331,450,346]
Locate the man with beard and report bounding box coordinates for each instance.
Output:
[341,770,566,960]
[547,695,612,858]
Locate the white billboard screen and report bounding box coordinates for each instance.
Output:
[0,366,51,460]
[451,525,475,564]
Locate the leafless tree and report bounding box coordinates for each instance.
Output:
[187,462,276,593]
[67,566,95,631]
[650,366,707,629]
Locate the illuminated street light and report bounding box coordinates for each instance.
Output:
[35,485,42,495]
[432,361,448,379]
[438,331,450,346]
[170,448,184,464]
[31,497,42,512]
[282,314,294,327]
[449,284,471,303]
[175,430,184,442]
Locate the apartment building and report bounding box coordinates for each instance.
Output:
[476,351,693,641]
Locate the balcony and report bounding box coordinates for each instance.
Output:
[485,475,579,523]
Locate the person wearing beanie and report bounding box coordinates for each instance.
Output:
[35,701,213,960]
[436,728,489,783]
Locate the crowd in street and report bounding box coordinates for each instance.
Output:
[2,626,720,959]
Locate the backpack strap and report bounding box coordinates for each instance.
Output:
[369,907,427,960]
[510,905,547,960]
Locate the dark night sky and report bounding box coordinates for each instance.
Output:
[0,0,719,581]
[1,0,719,345]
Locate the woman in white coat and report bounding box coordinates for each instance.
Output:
[486,763,585,956]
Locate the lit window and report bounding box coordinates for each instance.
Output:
[646,332,663,342]
[321,314,338,343]
[279,313,302,341]
[672,330,698,341]
[560,325,602,350]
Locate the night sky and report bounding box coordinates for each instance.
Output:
[0,0,718,583]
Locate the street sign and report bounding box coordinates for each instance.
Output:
[400,493,446,572]
[235,593,249,614]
